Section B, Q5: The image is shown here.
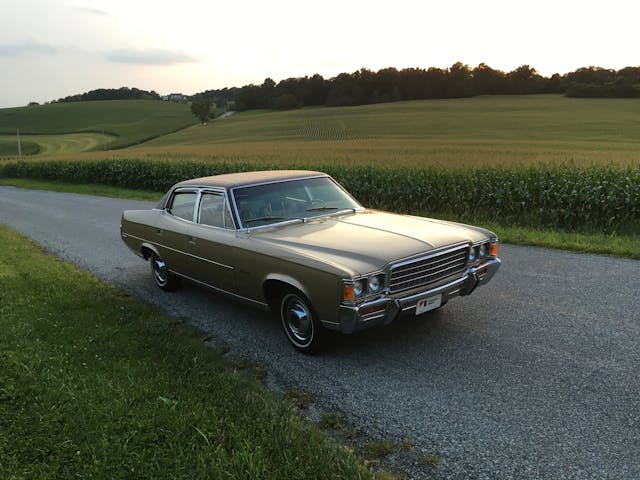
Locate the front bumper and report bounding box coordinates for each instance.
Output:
[332,257,501,334]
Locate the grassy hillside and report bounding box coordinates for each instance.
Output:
[0,100,196,151]
[128,95,640,167]
[0,139,40,156]
[0,132,113,156]
[5,95,638,167]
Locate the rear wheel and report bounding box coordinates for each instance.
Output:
[280,289,326,354]
[150,252,179,291]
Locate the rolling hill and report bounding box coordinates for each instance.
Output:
[0,100,196,152]
[129,95,640,168]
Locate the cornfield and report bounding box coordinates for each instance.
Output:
[1,159,638,234]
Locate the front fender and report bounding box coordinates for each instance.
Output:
[263,272,310,299]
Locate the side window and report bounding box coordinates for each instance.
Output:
[198,193,234,229]
[168,191,197,221]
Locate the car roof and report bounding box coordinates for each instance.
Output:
[173,170,328,189]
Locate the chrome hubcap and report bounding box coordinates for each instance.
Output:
[283,295,313,344]
[152,257,167,286]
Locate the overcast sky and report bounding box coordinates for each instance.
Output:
[1,0,638,107]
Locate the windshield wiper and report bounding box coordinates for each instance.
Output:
[243,216,288,225]
[305,206,339,212]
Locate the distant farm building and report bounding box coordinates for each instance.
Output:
[163,93,187,102]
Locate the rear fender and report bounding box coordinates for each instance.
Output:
[140,242,160,261]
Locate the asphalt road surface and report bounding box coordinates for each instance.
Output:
[1,186,638,479]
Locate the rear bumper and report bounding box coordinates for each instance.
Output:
[330,258,501,333]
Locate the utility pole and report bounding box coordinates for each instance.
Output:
[17,129,21,157]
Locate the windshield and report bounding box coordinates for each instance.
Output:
[232,176,361,228]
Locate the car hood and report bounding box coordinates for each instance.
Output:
[251,210,495,277]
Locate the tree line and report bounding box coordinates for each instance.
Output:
[53,87,161,103]
[41,63,640,115]
[198,64,640,112]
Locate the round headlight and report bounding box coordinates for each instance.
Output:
[468,247,477,262]
[353,279,364,297]
[478,244,487,258]
[369,275,383,293]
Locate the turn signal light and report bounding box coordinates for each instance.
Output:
[489,242,499,257]
[343,285,355,302]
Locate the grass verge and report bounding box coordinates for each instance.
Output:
[0,177,163,201]
[0,226,374,480]
[486,223,639,259]
[435,215,640,260]
[1,178,637,259]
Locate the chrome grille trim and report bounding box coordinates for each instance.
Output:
[388,244,469,293]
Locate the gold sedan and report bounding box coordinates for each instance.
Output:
[121,170,501,353]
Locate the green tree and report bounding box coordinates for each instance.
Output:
[472,63,506,94]
[190,95,213,124]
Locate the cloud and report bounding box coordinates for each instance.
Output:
[106,48,197,65]
[72,5,108,16]
[0,40,59,56]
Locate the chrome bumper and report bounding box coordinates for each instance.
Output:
[332,258,501,334]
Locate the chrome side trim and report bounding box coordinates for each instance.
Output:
[172,271,269,310]
[125,233,233,270]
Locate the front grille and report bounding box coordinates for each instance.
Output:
[388,245,469,293]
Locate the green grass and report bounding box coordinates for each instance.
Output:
[0,132,113,156]
[0,225,374,480]
[320,412,345,430]
[364,440,397,460]
[0,139,40,156]
[480,223,640,259]
[0,100,197,151]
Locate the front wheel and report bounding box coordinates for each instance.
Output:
[150,252,180,291]
[280,289,326,354]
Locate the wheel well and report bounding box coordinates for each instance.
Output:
[141,246,154,260]
[263,279,293,312]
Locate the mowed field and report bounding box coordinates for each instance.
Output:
[0,132,114,155]
[0,100,196,152]
[123,95,640,168]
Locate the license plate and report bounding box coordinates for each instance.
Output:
[415,294,442,315]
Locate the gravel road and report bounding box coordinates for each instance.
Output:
[1,186,638,479]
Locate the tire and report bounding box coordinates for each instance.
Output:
[150,252,180,291]
[280,289,326,354]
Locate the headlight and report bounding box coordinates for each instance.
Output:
[369,274,383,293]
[353,279,365,297]
[343,274,384,302]
[468,246,477,262]
[478,244,487,258]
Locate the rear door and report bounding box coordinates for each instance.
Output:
[155,188,199,276]
[185,190,238,292]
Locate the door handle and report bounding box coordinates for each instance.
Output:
[156,229,163,236]
[188,236,196,245]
